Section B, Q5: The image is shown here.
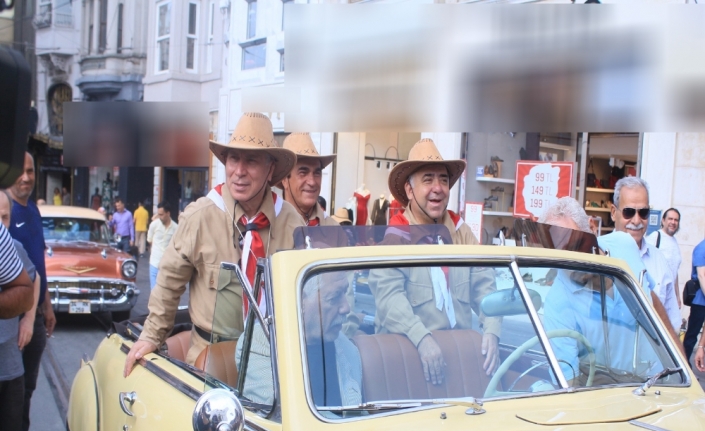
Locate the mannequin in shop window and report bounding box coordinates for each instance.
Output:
[389,193,404,219]
[344,196,357,226]
[353,184,371,226]
[371,194,389,226]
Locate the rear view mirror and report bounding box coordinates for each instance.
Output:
[480,288,543,317]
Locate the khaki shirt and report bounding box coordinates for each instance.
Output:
[140,186,304,352]
[368,210,501,347]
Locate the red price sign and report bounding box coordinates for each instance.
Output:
[513,161,574,219]
[464,202,484,242]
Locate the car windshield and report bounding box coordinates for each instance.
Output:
[296,261,682,418]
[205,223,684,421]
[42,217,112,244]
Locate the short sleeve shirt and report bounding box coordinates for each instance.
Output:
[9,199,47,305]
[646,230,682,282]
[0,224,24,381]
[691,240,705,306]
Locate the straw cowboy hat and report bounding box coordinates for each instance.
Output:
[331,207,352,224]
[388,138,466,207]
[209,112,296,186]
[277,132,336,188]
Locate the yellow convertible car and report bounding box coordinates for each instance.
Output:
[67,223,705,431]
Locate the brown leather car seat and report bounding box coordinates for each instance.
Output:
[194,341,239,387]
[352,329,491,402]
[164,331,191,362]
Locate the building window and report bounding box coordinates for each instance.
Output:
[116,4,123,53]
[279,50,284,72]
[156,1,171,72]
[99,0,108,53]
[36,0,51,29]
[241,40,266,70]
[206,1,214,73]
[186,2,198,71]
[48,84,72,136]
[282,0,292,31]
[55,0,73,28]
[246,0,257,39]
[88,0,94,54]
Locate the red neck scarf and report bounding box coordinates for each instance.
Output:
[238,192,277,317]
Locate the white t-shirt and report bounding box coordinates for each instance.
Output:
[147,219,178,268]
[646,229,682,282]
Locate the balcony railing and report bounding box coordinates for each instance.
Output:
[55,12,73,28]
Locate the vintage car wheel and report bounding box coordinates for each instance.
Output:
[484,329,596,398]
[111,310,132,323]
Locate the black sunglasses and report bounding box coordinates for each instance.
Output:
[621,207,650,220]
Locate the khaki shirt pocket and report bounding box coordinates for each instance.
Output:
[208,262,244,339]
[406,281,434,308]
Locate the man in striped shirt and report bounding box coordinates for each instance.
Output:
[0,222,34,431]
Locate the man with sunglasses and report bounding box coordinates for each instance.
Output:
[611,177,680,334]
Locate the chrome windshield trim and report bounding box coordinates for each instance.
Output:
[509,260,568,389]
[628,420,672,431]
[264,259,283,422]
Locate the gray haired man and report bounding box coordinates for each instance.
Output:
[610,177,680,334]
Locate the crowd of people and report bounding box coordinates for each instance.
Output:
[2,112,705,427]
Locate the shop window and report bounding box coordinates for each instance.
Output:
[156,1,172,72]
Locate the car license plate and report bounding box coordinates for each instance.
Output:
[69,300,91,314]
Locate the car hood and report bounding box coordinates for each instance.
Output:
[335,388,705,430]
[44,241,135,280]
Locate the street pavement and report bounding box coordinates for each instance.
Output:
[27,252,705,430]
[29,252,189,431]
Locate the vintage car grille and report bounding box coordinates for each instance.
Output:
[49,280,131,300]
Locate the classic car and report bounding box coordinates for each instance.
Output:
[39,205,139,321]
[67,223,704,431]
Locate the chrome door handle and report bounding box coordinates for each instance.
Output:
[119,391,137,417]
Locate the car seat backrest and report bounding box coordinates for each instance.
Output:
[352,329,490,402]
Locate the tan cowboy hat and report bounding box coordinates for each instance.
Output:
[209,112,296,186]
[277,132,336,189]
[388,138,466,207]
[331,207,352,224]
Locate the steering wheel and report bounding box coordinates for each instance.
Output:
[484,329,596,398]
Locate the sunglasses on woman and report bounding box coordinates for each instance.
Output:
[620,207,650,220]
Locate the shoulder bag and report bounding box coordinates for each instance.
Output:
[683,278,700,307]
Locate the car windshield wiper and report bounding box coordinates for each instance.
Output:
[318,397,485,414]
[632,367,682,396]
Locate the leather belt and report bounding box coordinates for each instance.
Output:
[193,325,238,344]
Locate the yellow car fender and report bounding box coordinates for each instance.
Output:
[67,359,99,431]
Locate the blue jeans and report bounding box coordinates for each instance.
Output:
[150,265,159,291]
[684,304,705,364]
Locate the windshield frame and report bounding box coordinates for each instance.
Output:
[291,253,690,423]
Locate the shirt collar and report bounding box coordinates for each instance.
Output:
[638,237,650,258]
[224,185,276,232]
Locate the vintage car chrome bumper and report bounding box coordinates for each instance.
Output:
[48,277,140,313]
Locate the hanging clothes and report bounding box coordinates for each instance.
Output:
[370,198,389,225]
[354,192,370,226]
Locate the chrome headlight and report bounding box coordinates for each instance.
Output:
[121,260,137,278]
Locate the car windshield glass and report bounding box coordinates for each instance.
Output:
[42,217,112,244]
[296,261,682,418]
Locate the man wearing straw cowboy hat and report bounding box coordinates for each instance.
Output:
[278,133,338,227]
[369,138,501,385]
[124,113,304,374]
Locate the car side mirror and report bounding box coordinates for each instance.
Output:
[192,388,244,431]
[480,288,543,317]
